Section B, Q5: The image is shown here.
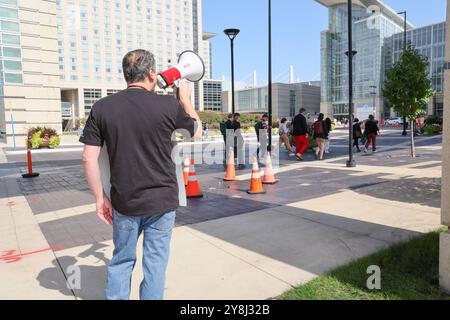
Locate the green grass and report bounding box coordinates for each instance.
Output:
[280,229,450,300]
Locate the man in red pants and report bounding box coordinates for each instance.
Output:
[293,108,309,161]
[364,114,380,153]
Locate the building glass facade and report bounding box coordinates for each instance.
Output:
[55,0,204,117]
[0,0,22,86]
[391,22,446,116]
[203,80,222,112]
[320,1,405,120]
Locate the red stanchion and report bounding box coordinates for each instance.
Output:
[22,145,39,178]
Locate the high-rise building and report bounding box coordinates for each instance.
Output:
[0,0,208,146]
[0,0,61,146]
[391,22,446,116]
[202,32,215,79]
[317,0,413,121]
[55,0,205,119]
[202,79,222,112]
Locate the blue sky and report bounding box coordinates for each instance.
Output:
[202,0,447,87]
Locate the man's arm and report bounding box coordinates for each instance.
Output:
[178,82,202,139]
[301,116,309,136]
[82,145,112,225]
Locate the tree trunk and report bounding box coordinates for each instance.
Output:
[410,120,416,158]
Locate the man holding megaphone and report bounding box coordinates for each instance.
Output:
[80,49,202,300]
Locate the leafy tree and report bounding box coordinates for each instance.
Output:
[383,45,435,157]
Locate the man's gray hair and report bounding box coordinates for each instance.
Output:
[122,49,156,84]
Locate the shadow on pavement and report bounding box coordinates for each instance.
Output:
[352,177,441,208]
[37,243,109,300]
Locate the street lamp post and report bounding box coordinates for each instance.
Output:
[268,0,273,152]
[224,28,240,115]
[345,0,356,168]
[370,85,377,117]
[398,10,408,136]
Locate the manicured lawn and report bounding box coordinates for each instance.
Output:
[280,229,450,300]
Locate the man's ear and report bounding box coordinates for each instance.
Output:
[148,71,157,84]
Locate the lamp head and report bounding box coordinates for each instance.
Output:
[224,28,240,40]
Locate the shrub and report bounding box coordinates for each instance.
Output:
[30,132,43,149]
[423,124,441,136]
[27,126,60,149]
[49,135,61,148]
[425,115,443,126]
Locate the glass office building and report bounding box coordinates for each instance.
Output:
[318,0,411,120]
[391,22,446,116]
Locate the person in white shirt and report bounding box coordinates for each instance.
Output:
[279,118,294,156]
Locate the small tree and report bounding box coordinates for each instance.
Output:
[383,45,435,157]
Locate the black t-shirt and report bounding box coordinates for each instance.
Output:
[293,114,308,136]
[365,120,379,135]
[80,88,196,216]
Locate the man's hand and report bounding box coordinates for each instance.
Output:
[96,195,113,225]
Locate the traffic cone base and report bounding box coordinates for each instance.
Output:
[247,189,266,195]
[188,193,204,199]
[262,179,279,185]
[22,173,40,179]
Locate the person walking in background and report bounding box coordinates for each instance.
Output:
[203,123,209,140]
[293,108,309,161]
[81,49,201,300]
[255,114,269,160]
[324,117,332,154]
[313,113,328,160]
[220,114,234,167]
[353,118,362,153]
[279,118,294,156]
[233,113,246,169]
[364,114,380,153]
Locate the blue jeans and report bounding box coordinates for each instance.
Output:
[106,210,176,300]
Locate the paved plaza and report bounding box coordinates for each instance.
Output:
[0,128,443,299]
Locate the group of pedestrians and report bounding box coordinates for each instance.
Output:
[220,113,245,169]
[286,108,333,161]
[353,115,380,153]
[220,109,381,166]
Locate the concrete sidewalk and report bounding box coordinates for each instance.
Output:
[0,132,443,300]
[47,188,440,300]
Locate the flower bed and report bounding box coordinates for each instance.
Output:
[27,127,61,149]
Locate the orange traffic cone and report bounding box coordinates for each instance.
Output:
[186,160,203,198]
[247,156,266,195]
[183,156,190,186]
[223,149,236,181]
[262,152,278,185]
